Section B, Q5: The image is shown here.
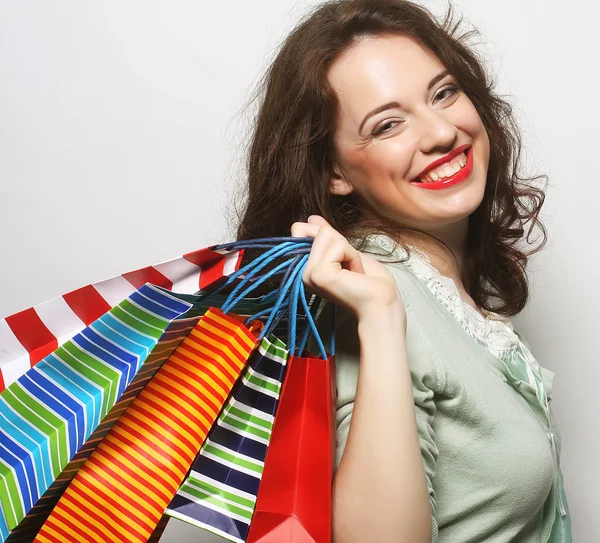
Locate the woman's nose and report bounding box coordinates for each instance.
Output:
[416,110,458,154]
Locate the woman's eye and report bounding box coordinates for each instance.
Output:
[435,86,459,103]
[373,121,400,136]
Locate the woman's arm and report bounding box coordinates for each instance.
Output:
[333,299,432,543]
[289,215,432,543]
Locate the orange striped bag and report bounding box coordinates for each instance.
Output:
[33,307,263,543]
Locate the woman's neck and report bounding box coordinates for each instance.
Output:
[398,217,469,285]
[394,217,489,316]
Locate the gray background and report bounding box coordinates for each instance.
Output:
[0,1,597,540]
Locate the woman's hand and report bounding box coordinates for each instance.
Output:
[290,215,406,322]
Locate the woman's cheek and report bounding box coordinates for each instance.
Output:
[375,138,414,179]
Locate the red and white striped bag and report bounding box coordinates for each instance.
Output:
[0,246,242,391]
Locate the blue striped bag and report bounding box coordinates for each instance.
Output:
[0,284,198,541]
[2,313,206,543]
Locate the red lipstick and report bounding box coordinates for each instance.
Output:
[410,146,473,191]
[411,144,471,181]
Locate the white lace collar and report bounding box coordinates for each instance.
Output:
[362,234,521,355]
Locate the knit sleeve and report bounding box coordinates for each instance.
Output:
[332,300,441,542]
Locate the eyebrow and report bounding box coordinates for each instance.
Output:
[358,70,451,134]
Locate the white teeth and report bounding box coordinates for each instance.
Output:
[419,152,467,183]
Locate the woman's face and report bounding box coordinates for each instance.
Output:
[328,34,490,234]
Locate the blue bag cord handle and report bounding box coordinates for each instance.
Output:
[233,253,306,332]
[209,237,335,361]
[211,240,310,295]
[262,254,318,354]
[296,297,337,358]
[221,257,296,314]
[230,240,334,360]
[207,237,311,303]
[243,250,301,324]
[221,258,293,312]
[213,236,315,251]
[260,254,308,340]
[245,301,289,322]
[298,279,327,360]
[287,260,304,355]
[209,241,310,298]
[282,258,331,360]
[226,242,310,307]
[260,306,289,340]
[297,294,321,355]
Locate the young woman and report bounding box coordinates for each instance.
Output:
[235,0,571,541]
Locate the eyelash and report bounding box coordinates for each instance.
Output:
[435,85,459,102]
[372,85,461,137]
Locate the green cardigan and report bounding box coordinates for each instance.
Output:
[318,248,572,542]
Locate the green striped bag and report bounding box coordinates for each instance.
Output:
[0,284,197,541]
[2,315,203,543]
[165,334,289,543]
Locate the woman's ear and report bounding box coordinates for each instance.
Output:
[329,172,354,196]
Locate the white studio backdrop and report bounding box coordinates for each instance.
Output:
[0,1,597,540]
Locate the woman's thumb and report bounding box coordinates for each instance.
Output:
[307,215,329,226]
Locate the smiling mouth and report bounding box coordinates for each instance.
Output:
[413,148,470,184]
[410,146,474,190]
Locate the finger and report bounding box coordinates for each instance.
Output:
[343,250,365,274]
[290,221,321,238]
[304,224,362,271]
[307,215,330,227]
[307,227,365,277]
[304,242,365,300]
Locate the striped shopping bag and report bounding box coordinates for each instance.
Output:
[165,333,289,542]
[0,246,242,391]
[34,306,264,543]
[0,285,198,541]
[2,314,203,543]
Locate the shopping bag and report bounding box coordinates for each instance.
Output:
[0,284,202,541]
[33,305,264,543]
[246,284,336,543]
[0,246,242,391]
[165,333,289,542]
[1,313,204,543]
[163,245,325,543]
[245,351,336,543]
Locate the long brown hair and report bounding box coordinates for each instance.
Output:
[232,0,547,317]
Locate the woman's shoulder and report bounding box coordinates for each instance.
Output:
[353,233,429,307]
[327,291,445,410]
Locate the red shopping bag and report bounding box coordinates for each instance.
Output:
[246,350,336,543]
